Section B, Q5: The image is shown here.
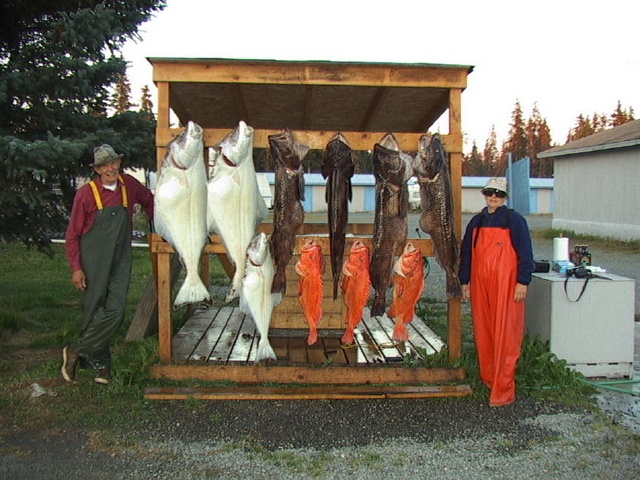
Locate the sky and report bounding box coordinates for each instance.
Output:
[121,0,639,152]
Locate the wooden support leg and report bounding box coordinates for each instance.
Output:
[157,251,173,362]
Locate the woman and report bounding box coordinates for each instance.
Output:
[458,177,534,407]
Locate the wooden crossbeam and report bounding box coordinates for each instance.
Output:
[144,384,473,401]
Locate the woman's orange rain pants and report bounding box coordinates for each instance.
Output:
[470,226,524,407]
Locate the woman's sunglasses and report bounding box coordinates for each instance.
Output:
[482,188,507,198]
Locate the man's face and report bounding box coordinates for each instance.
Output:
[94,159,121,185]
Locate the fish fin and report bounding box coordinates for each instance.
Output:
[173,274,211,308]
[255,338,277,363]
[391,322,409,342]
[272,292,283,307]
[370,296,386,318]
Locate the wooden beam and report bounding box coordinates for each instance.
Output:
[156,126,458,151]
[149,364,468,384]
[144,384,473,400]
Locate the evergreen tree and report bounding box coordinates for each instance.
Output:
[111,57,136,113]
[482,125,499,176]
[498,100,528,174]
[611,100,635,127]
[526,103,553,177]
[566,114,595,142]
[140,84,154,117]
[0,1,164,251]
[463,141,484,176]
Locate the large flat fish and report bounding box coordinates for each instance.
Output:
[207,121,268,303]
[295,239,325,345]
[412,133,462,298]
[269,128,308,302]
[340,240,371,345]
[239,232,277,363]
[154,121,210,307]
[369,133,411,317]
[321,132,354,300]
[388,242,425,342]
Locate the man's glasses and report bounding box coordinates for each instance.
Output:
[482,188,507,198]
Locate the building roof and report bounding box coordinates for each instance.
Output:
[538,119,640,159]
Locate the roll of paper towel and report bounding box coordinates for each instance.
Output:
[553,237,569,262]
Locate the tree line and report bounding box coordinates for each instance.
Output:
[463,100,635,178]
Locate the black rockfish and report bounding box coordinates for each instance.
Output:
[269,128,309,301]
[412,133,462,298]
[369,133,411,317]
[321,133,354,300]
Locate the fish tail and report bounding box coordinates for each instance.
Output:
[332,271,340,300]
[370,294,386,318]
[255,338,277,363]
[307,327,318,345]
[271,271,286,295]
[173,273,211,308]
[446,269,463,298]
[341,328,355,345]
[392,321,409,342]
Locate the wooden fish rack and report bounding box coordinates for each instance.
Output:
[147,222,470,400]
[146,58,470,400]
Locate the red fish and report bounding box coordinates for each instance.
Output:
[388,242,425,342]
[295,239,325,345]
[340,241,371,344]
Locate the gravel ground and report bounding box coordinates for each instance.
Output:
[1,214,639,479]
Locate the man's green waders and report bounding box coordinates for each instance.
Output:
[72,178,131,370]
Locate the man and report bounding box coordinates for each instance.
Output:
[62,144,154,385]
[458,177,534,407]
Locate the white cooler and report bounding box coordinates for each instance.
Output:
[526,272,635,378]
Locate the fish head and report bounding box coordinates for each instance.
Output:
[246,232,269,266]
[349,240,370,265]
[400,242,424,272]
[164,121,204,170]
[300,239,323,266]
[413,133,444,180]
[269,128,309,172]
[218,120,255,167]
[373,142,407,185]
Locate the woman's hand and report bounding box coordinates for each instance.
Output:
[514,283,527,302]
[461,284,471,301]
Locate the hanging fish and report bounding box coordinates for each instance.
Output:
[340,240,371,345]
[388,242,425,342]
[369,133,411,317]
[207,121,268,304]
[295,239,325,345]
[239,233,277,363]
[321,132,354,300]
[412,133,462,298]
[154,121,210,307]
[269,128,308,302]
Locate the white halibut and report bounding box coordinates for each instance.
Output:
[154,121,210,307]
[239,233,277,363]
[207,121,268,303]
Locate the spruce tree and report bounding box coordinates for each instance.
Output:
[0,1,165,251]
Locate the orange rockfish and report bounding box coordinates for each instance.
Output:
[340,241,371,345]
[295,239,325,345]
[388,242,425,342]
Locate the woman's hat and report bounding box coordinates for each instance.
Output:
[482,177,508,195]
[92,144,124,167]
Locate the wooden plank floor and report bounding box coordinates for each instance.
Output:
[171,305,446,367]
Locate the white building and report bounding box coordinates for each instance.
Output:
[538,119,640,241]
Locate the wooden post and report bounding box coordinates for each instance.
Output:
[448,87,463,361]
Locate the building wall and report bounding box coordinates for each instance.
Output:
[264,174,554,215]
[552,148,640,241]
